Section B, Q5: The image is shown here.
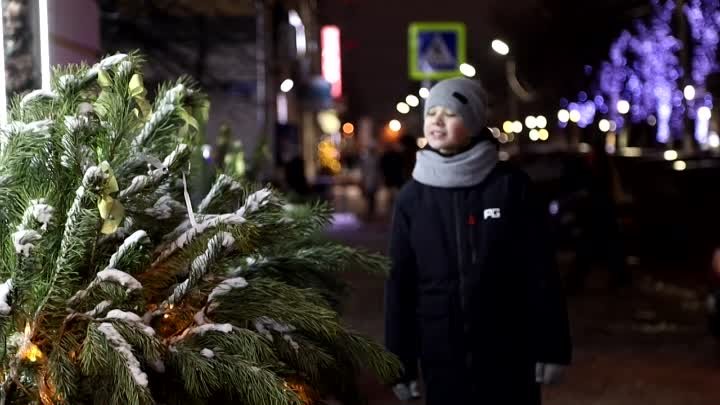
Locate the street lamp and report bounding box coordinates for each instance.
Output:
[396,102,410,114]
[419,87,430,99]
[491,39,510,56]
[389,119,402,132]
[280,79,294,93]
[490,38,532,121]
[406,95,420,107]
[459,63,476,77]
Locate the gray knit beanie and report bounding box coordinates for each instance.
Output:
[424,77,489,137]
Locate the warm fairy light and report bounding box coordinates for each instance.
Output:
[163,314,170,319]
[284,379,315,405]
[24,344,43,362]
[19,324,43,362]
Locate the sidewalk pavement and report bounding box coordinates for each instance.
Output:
[326,219,720,405]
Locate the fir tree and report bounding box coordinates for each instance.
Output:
[0,52,399,405]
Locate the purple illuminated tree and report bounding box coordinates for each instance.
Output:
[599,31,634,129]
[594,0,683,143]
[684,0,720,143]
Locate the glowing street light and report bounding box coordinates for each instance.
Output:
[557,109,570,123]
[536,115,547,129]
[396,102,410,114]
[663,150,678,161]
[280,79,295,93]
[491,39,510,56]
[502,121,514,134]
[525,116,537,129]
[538,129,549,141]
[673,160,687,171]
[389,119,402,132]
[459,63,476,77]
[512,121,523,133]
[419,87,430,99]
[529,129,539,141]
[406,95,420,107]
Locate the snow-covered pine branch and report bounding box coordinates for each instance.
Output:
[198,174,243,214]
[154,188,272,265]
[104,310,156,337]
[118,144,188,201]
[130,84,185,152]
[96,322,148,387]
[0,279,13,315]
[68,269,142,307]
[107,230,148,269]
[165,232,236,306]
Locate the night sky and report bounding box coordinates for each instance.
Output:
[319,0,652,126]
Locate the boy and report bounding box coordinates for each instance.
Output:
[384,77,571,404]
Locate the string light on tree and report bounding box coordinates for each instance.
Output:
[569,110,581,123]
[684,85,696,100]
[599,119,611,132]
[617,100,630,114]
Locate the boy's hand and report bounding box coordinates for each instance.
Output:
[535,363,566,385]
[392,380,422,401]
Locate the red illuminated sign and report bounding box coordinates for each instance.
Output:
[321,25,342,99]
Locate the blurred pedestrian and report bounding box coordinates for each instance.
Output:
[565,136,629,293]
[384,77,572,404]
[380,142,405,211]
[360,143,381,221]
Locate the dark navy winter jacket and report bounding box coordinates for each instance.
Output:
[384,163,571,404]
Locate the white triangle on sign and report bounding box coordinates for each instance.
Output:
[420,34,456,70]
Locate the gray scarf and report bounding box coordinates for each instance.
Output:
[412,141,498,188]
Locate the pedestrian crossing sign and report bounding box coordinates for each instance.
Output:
[408,22,466,80]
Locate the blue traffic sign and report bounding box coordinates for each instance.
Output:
[408,22,466,80]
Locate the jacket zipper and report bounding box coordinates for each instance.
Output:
[453,193,466,314]
[454,193,472,370]
[469,214,478,264]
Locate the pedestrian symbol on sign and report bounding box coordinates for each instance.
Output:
[408,22,466,81]
[419,34,457,72]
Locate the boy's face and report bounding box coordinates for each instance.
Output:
[424,106,472,154]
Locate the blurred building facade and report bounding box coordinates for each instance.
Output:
[98,0,330,181]
[2,0,331,182]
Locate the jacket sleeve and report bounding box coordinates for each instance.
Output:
[520,179,572,365]
[384,198,419,380]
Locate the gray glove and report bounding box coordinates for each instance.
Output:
[392,380,422,401]
[535,363,566,385]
